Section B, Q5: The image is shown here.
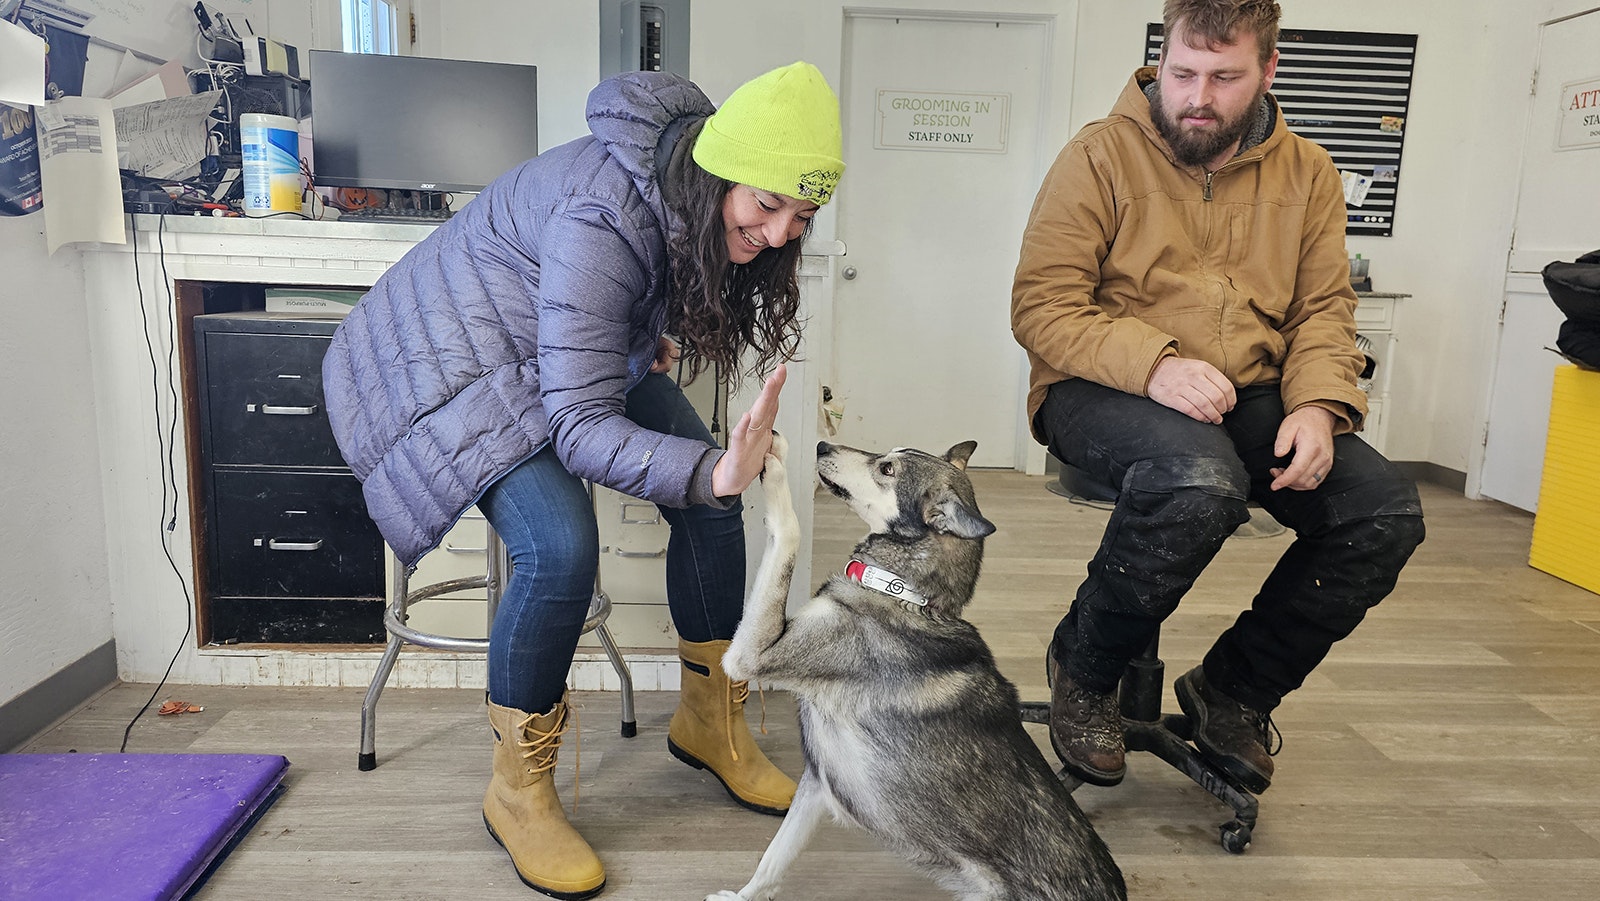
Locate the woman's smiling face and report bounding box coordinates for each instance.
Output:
[720,185,818,263]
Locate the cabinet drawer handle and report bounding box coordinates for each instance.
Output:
[267,539,324,552]
[444,543,487,554]
[612,548,666,559]
[261,404,319,416]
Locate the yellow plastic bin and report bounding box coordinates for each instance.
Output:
[1529,365,1600,594]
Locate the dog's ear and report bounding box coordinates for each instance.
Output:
[944,441,978,471]
[927,491,996,540]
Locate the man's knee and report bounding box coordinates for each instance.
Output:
[1100,457,1252,613]
[1120,454,1252,535]
[1293,512,1424,637]
[1345,512,1426,585]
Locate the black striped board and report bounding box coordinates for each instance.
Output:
[1145,24,1418,237]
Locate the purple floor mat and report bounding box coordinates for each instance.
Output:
[0,753,289,901]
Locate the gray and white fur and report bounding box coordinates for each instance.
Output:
[706,435,1125,901]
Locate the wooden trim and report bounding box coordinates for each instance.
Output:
[177,280,211,645]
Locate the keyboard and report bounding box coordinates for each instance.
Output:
[338,206,454,224]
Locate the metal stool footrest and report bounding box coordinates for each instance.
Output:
[359,514,637,771]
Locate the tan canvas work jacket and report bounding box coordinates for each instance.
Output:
[1012,68,1368,443]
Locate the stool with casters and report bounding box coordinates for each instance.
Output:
[358,500,638,771]
[1021,463,1262,854]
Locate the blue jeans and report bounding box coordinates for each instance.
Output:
[1036,379,1425,713]
[479,374,746,714]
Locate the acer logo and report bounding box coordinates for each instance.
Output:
[420,183,438,189]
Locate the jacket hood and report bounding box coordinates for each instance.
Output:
[585,71,717,232]
[1114,66,1286,171]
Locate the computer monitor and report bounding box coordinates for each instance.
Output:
[307,50,538,193]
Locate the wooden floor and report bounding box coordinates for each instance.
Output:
[21,475,1600,899]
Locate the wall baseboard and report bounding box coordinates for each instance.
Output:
[1,641,118,752]
[1395,460,1467,493]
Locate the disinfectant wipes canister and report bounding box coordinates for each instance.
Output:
[240,113,301,217]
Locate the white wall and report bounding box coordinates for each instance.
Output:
[412,0,600,152]
[0,220,112,705]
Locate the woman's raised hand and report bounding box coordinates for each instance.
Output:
[711,364,787,497]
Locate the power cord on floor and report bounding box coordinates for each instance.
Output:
[121,212,197,753]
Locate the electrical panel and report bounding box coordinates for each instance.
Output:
[599,0,689,79]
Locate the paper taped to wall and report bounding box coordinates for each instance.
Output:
[35,95,124,253]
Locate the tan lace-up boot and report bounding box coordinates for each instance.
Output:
[667,638,796,815]
[483,696,605,899]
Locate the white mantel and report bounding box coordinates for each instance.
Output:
[82,215,834,691]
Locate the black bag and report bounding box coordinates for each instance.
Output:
[1542,250,1600,370]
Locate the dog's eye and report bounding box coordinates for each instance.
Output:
[878,461,895,476]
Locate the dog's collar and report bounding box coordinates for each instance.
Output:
[845,559,928,607]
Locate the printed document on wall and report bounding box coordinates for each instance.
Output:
[35,96,124,254]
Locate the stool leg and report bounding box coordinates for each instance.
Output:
[485,525,508,622]
[360,556,412,771]
[359,633,405,771]
[594,621,637,737]
[583,480,637,737]
[1120,634,1166,723]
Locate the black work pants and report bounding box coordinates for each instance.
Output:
[1036,379,1425,713]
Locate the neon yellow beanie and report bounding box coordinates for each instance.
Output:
[692,61,845,205]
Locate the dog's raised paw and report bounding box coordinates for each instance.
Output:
[763,432,790,487]
[704,893,747,901]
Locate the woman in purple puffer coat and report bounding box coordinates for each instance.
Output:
[322,62,843,898]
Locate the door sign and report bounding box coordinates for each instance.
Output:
[874,90,1010,153]
[1557,76,1600,151]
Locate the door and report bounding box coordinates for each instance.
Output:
[831,11,1052,468]
[1479,8,1600,510]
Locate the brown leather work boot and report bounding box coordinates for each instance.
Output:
[1174,665,1279,794]
[1047,647,1126,786]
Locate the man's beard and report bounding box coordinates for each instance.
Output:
[1150,82,1265,168]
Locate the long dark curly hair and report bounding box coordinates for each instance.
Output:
[664,145,809,389]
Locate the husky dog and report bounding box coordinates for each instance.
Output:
[706,436,1125,901]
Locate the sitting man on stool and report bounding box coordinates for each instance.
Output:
[1010,0,1425,793]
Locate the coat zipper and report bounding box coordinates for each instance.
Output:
[1201,168,1221,371]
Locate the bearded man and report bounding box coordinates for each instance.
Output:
[1010,0,1425,793]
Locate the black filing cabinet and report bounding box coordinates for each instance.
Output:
[194,312,385,643]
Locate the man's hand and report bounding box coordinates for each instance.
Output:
[650,336,681,374]
[1269,405,1336,491]
[1147,357,1237,424]
[712,364,787,497]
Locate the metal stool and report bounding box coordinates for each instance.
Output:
[358,504,637,771]
[1023,462,1261,853]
